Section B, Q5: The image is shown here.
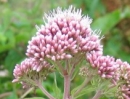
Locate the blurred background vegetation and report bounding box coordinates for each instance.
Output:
[0,0,130,99]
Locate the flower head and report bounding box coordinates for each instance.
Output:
[87,51,119,83]
[12,58,53,88]
[116,59,130,99]
[26,6,102,61]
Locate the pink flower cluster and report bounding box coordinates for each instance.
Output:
[116,59,130,99]
[13,6,102,87]
[87,51,119,82]
[12,58,53,88]
[26,6,102,61]
[87,51,130,99]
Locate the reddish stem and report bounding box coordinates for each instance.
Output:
[63,73,71,99]
[37,81,56,99]
[92,90,102,99]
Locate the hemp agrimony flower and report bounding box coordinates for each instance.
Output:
[116,59,130,99]
[87,51,120,83]
[12,6,130,99]
[26,6,102,61]
[12,58,53,88]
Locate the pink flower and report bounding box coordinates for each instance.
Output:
[26,6,102,61]
[116,59,130,99]
[87,51,119,82]
[12,58,53,88]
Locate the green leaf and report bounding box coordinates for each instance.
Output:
[74,85,96,99]
[53,73,62,99]
[92,9,121,34]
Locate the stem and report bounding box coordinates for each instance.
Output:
[38,82,56,99]
[70,56,84,77]
[56,61,65,76]
[92,90,102,99]
[73,77,92,97]
[0,92,11,99]
[20,87,34,99]
[63,74,71,99]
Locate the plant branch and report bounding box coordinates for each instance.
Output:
[56,61,65,76]
[92,89,102,99]
[0,92,11,99]
[70,56,84,77]
[37,81,56,99]
[20,87,35,99]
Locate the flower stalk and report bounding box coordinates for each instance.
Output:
[37,81,56,99]
[92,89,102,99]
[63,70,71,99]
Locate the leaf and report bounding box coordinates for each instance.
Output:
[53,73,62,99]
[92,9,121,34]
[74,85,96,99]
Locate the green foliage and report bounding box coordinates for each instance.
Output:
[92,9,121,33]
[52,73,62,99]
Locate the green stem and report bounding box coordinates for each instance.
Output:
[70,56,84,77]
[20,87,34,99]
